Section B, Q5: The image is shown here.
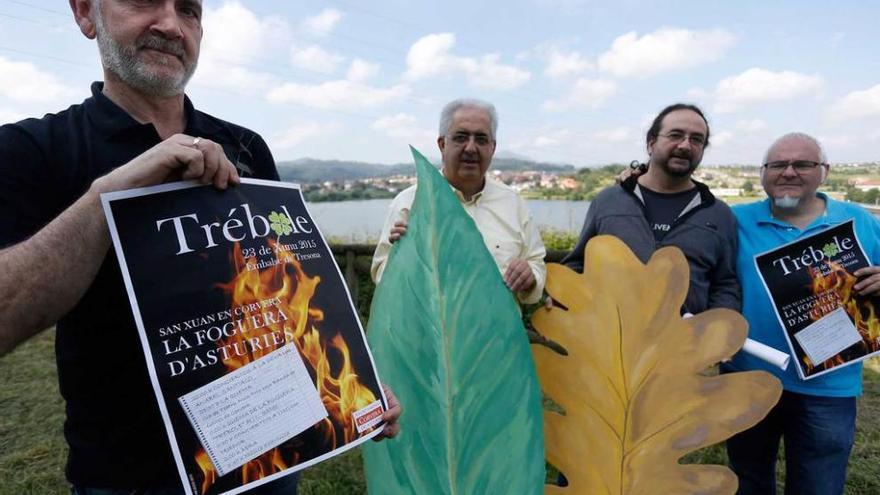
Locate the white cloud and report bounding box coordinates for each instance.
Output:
[0,56,74,103]
[713,68,824,112]
[819,134,856,148]
[372,113,435,142]
[533,136,559,147]
[302,8,342,36]
[686,87,710,99]
[736,118,769,132]
[475,54,532,90]
[272,122,341,149]
[346,59,380,82]
[829,83,880,120]
[543,78,617,111]
[509,129,574,149]
[195,2,287,91]
[544,50,593,79]
[592,126,632,143]
[291,45,345,74]
[711,130,734,147]
[598,28,737,77]
[196,65,279,93]
[0,108,27,125]
[267,80,410,110]
[372,113,415,137]
[201,2,287,62]
[405,34,465,79]
[405,33,531,90]
[702,121,767,151]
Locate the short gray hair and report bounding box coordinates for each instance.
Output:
[763,132,828,165]
[439,98,498,139]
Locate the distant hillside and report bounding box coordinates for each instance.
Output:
[276,157,575,182]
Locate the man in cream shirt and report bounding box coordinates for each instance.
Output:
[371,98,546,304]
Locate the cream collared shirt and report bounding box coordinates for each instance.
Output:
[371,177,547,304]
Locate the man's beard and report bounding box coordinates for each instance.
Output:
[774,195,800,209]
[658,151,698,178]
[94,11,196,97]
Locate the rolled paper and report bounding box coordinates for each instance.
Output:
[742,338,790,370]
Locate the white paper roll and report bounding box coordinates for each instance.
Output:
[742,338,790,370]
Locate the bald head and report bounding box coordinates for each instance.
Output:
[763,132,827,166]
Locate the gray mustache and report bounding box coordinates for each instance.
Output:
[139,36,185,58]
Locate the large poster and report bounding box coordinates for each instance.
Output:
[755,220,880,380]
[101,179,387,495]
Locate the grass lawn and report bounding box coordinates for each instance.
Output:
[3,329,879,494]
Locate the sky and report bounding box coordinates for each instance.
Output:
[1,0,879,167]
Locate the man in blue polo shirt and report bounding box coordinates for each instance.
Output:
[724,132,880,495]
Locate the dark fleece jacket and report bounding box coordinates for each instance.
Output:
[561,176,741,314]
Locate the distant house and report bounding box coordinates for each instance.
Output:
[851,178,880,192]
[710,188,743,197]
[559,177,579,190]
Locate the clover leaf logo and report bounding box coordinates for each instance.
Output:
[822,243,839,258]
[268,211,292,237]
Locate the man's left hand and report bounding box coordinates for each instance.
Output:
[504,259,536,293]
[853,266,880,295]
[373,384,402,441]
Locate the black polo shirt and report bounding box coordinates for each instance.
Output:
[0,82,279,487]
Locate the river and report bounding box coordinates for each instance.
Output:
[305,199,590,242]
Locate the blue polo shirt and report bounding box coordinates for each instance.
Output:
[727,194,880,397]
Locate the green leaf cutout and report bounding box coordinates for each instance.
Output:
[362,147,545,494]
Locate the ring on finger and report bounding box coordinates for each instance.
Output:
[192,137,201,147]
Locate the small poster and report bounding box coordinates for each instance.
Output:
[101,179,387,495]
[755,220,880,380]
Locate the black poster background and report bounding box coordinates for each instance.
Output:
[103,180,385,495]
[755,220,880,379]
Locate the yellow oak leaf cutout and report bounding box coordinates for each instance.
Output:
[533,236,782,495]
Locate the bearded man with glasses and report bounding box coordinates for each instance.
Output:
[722,132,880,495]
[560,103,740,315]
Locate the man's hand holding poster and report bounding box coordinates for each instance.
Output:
[101,179,387,495]
[755,220,880,379]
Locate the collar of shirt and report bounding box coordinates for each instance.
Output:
[755,192,834,233]
[449,178,495,205]
[83,81,222,141]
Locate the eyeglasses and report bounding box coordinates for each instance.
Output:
[448,132,493,147]
[763,160,824,173]
[658,131,706,147]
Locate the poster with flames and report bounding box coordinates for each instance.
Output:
[101,179,388,495]
[755,220,880,380]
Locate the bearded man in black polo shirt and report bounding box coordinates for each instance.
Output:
[0,1,399,494]
[561,103,741,315]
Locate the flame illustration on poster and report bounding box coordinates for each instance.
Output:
[803,259,880,373]
[192,239,379,492]
[532,236,782,495]
[362,147,545,494]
